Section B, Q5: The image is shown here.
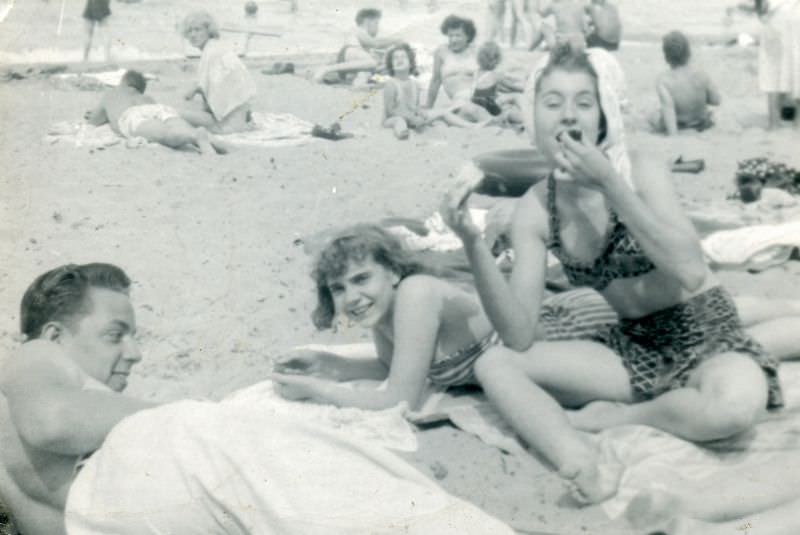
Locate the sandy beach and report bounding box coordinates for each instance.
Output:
[1,1,799,534]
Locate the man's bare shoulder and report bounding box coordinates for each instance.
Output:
[0,341,82,398]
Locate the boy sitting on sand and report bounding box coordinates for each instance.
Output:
[650,31,721,136]
[314,8,403,83]
[585,0,621,51]
[87,70,226,154]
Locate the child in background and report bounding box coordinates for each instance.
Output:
[537,0,588,50]
[382,44,428,139]
[650,30,721,135]
[472,42,525,126]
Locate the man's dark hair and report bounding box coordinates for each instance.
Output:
[121,70,147,93]
[440,15,477,44]
[355,8,381,25]
[20,263,131,339]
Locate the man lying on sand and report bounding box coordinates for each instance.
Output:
[650,31,721,136]
[0,263,514,535]
[86,70,227,154]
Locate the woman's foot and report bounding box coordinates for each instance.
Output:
[560,438,624,505]
[567,400,633,432]
[393,121,410,140]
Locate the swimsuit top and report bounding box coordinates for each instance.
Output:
[547,174,656,291]
[440,46,477,79]
[386,77,419,111]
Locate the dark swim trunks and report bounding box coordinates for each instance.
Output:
[586,32,620,51]
[83,0,111,22]
[591,286,783,409]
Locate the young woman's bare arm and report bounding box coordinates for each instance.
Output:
[425,48,444,107]
[273,277,442,410]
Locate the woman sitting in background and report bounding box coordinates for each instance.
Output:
[181,11,257,134]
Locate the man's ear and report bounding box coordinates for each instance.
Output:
[40,322,65,343]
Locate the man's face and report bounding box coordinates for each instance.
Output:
[57,288,141,392]
[364,17,380,37]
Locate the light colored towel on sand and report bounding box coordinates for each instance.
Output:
[45,121,123,148]
[221,112,315,147]
[687,189,800,234]
[64,398,515,535]
[197,38,257,122]
[294,344,800,521]
[701,220,800,271]
[47,113,316,149]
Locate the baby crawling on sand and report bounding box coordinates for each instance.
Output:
[86,70,227,154]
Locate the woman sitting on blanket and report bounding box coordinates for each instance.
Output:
[425,15,492,127]
[271,223,798,424]
[439,42,784,504]
[181,11,257,134]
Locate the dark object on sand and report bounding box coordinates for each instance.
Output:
[735,157,800,200]
[245,1,259,17]
[311,122,354,141]
[262,62,295,75]
[781,104,796,121]
[671,156,705,174]
[472,149,553,197]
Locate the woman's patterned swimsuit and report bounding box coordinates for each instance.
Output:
[546,174,783,408]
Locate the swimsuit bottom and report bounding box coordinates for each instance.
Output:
[586,33,620,51]
[83,0,111,22]
[117,104,180,138]
[591,285,783,408]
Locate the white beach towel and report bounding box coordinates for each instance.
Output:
[701,220,800,271]
[287,344,800,521]
[44,121,124,149]
[221,112,315,147]
[64,397,515,535]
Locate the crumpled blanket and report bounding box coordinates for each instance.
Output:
[293,344,800,521]
[44,121,124,148]
[64,396,515,535]
[701,220,800,271]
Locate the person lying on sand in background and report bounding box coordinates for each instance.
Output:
[441,43,781,504]
[272,222,800,501]
[86,70,228,154]
[535,0,589,50]
[584,0,621,51]
[180,10,257,134]
[314,8,403,84]
[382,43,429,139]
[649,30,721,136]
[0,264,516,535]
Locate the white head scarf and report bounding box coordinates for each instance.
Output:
[522,47,633,189]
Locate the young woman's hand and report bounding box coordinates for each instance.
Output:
[272,373,324,402]
[440,163,484,242]
[554,134,618,190]
[183,86,200,101]
[273,349,333,378]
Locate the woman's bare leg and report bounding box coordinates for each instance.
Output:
[83,20,95,61]
[569,352,768,441]
[97,18,112,62]
[474,340,633,503]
